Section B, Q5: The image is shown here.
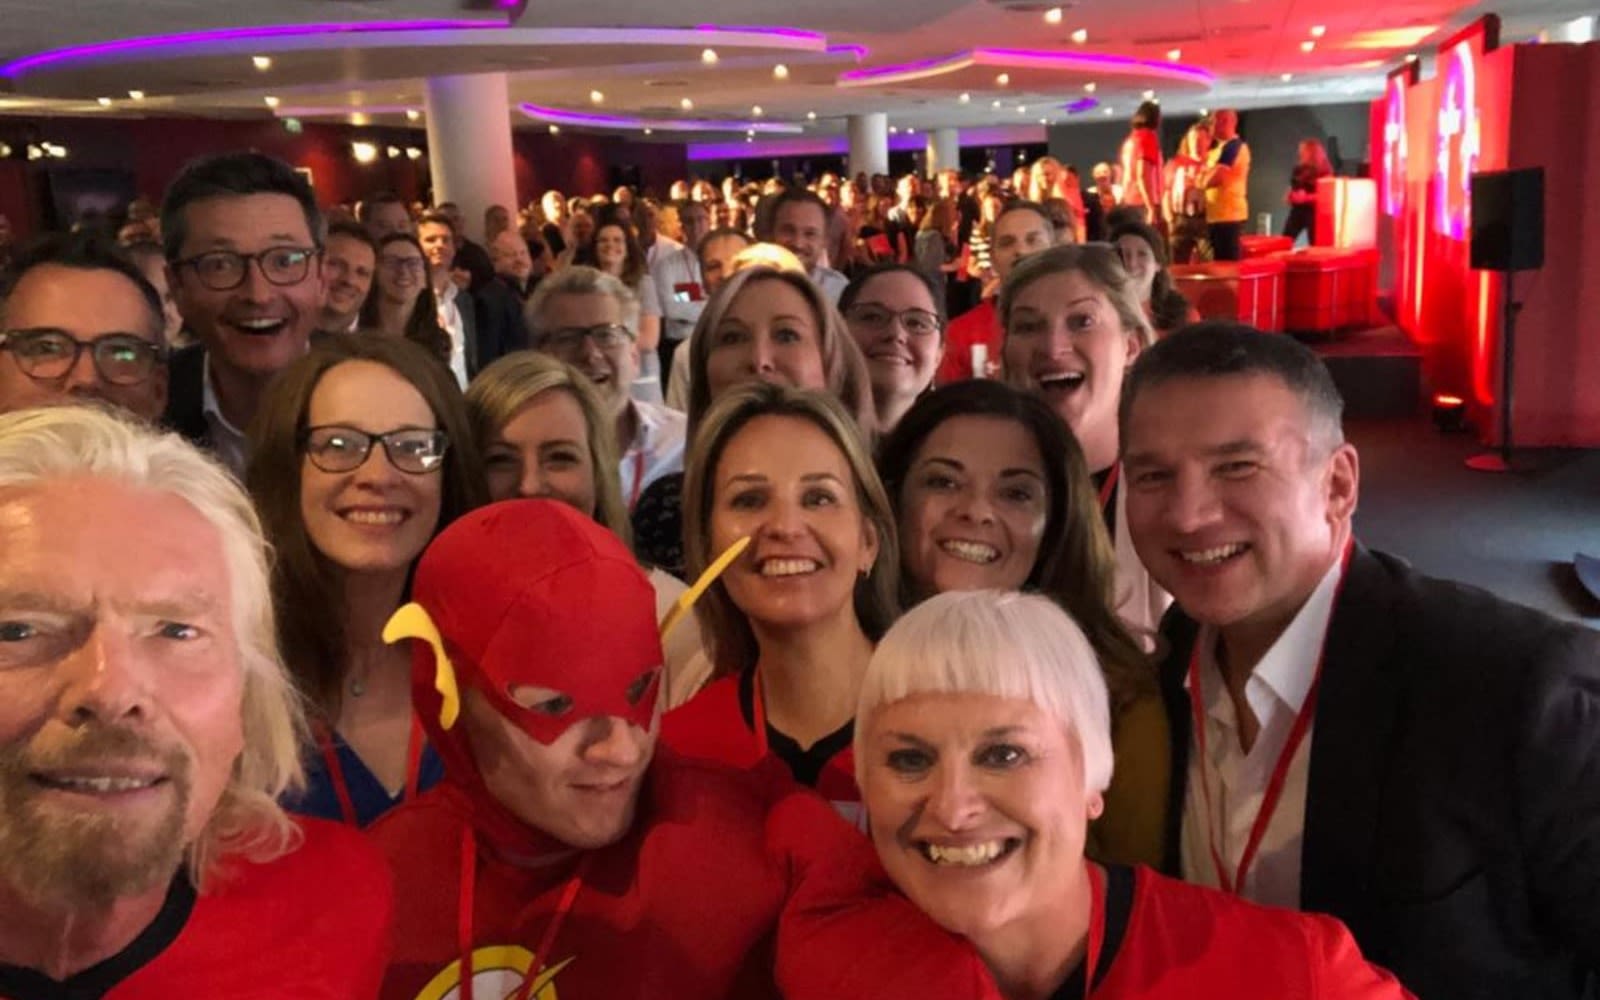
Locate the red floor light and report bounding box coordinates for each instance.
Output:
[1432,393,1468,432]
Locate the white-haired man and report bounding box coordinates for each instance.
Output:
[0,406,390,995]
[527,266,686,508]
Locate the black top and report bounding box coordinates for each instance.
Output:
[0,875,195,1000]
[632,471,686,579]
[1048,863,1135,1000]
[736,668,853,788]
[1091,468,1117,537]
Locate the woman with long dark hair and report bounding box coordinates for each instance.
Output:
[360,232,451,367]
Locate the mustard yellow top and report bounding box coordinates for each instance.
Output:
[1087,689,1171,869]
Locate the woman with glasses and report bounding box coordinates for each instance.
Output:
[248,335,487,827]
[359,233,450,367]
[839,264,945,435]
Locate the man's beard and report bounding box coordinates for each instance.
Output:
[0,724,192,911]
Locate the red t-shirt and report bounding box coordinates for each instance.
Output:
[1119,129,1163,209]
[661,673,863,824]
[0,818,393,1000]
[371,752,997,1000]
[1077,865,1411,999]
[936,299,1000,385]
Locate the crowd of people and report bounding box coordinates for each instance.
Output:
[0,137,1594,1000]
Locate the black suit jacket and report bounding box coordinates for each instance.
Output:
[1158,545,1600,1000]
[162,343,210,448]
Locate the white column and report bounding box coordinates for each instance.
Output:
[1542,15,1596,42]
[925,128,960,177]
[847,113,889,178]
[423,73,518,243]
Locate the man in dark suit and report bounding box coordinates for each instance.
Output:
[1119,321,1600,1000]
[161,152,324,477]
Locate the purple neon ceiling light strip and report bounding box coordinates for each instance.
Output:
[519,103,799,134]
[0,19,499,77]
[839,47,1212,86]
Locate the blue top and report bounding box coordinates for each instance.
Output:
[287,729,445,828]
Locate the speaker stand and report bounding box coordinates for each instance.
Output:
[1467,270,1523,473]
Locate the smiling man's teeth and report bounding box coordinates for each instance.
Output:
[940,539,999,564]
[345,510,404,526]
[761,558,820,577]
[44,775,160,793]
[1179,543,1247,565]
[923,841,1009,866]
[234,318,284,331]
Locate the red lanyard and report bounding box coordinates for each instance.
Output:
[751,669,769,756]
[626,449,647,511]
[318,713,426,827]
[456,828,589,1000]
[1097,464,1120,514]
[1082,863,1105,999]
[1186,538,1353,895]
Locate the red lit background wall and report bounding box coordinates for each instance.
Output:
[1373,24,1600,446]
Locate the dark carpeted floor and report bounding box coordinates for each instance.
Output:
[1349,416,1600,626]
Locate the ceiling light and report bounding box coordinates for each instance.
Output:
[1199,107,1209,115]
[747,128,756,137]
[1281,72,1294,81]
[350,112,370,126]
[549,124,560,134]
[351,142,378,164]
[386,146,401,159]
[959,92,971,103]
[1084,82,1097,93]
[1143,89,1156,100]
[252,55,272,71]
[1039,118,1048,124]
[1310,24,1327,37]
[644,127,653,135]
[96,97,112,107]
[992,99,1003,108]
[263,95,280,109]
[0,144,9,158]
[406,109,421,122]
[1018,105,1028,113]
[406,147,422,160]
[1045,7,1064,24]
[1071,28,1088,43]
[46,144,67,158]
[590,89,604,104]
[774,64,789,80]
[806,110,817,120]
[1103,107,1114,116]
[1168,48,1182,60]
[1301,40,1316,52]
[996,72,1010,85]
[746,136,754,143]
[681,97,694,110]
[752,105,763,116]
[889,125,899,134]
[701,48,718,64]
[907,127,916,134]
[128,89,145,101]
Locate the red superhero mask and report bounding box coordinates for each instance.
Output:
[387,499,664,752]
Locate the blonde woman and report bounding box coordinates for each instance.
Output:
[466,351,705,704]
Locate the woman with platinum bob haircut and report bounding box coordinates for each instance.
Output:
[855,589,1413,1000]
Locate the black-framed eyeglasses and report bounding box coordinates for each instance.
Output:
[844,304,943,339]
[174,246,319,291]
[300,425,449,475]
[540,323,635,357]
[0,329,167,385]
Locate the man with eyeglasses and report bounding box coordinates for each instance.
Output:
[0,232,169,423]
[161,152,325,478]
[527,266,686,509]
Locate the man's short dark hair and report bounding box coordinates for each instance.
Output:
[695,227,752,268]
[358,191,407,225]
[160,152,324,262]
[325,220,378,256]
[0,232,163,335]
[994,199,1053,233]
[756,188,828,241]
[416,210,456,236]
[1120,321,1346,452]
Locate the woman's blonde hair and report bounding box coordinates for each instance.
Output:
[465,351,630,546]
[683,383,900,676]
[684,266,875,434]
[0,406,306,886]
[1000,242,1156,350]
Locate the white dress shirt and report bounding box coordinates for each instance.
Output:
[1180,554,1346,909]
[650,244,706,345]
[435,281,469,389]
[812,265,849,305]
[618,400,687,509]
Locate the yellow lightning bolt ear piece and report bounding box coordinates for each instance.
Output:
[659,535,751,640]
[382,602,461,731]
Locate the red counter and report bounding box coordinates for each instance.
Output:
[1242,234,1296,258]
[1281,248,1377,334]
[1171,258,1287,333]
